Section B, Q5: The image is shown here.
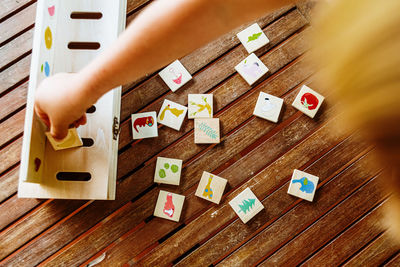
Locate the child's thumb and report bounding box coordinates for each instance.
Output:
[50,124,69,140]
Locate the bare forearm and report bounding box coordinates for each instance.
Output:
[79,0,293,103]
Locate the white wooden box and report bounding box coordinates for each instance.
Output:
[18,0,127,200]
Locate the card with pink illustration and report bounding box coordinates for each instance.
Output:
[154,190,185,222]
[159,60,192,92]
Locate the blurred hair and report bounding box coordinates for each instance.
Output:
[312,0,400,241]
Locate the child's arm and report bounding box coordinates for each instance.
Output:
[35,0,293,139]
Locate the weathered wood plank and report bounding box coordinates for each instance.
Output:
[302,201,387,266]
[260,175,386,266]
[174,133,370,267]
[0,82,27,121]
[384,253,400,267]
[296,0,317,23]
[0,0,34,21]
[0,166,19,203]
[0,109,24,148]
[0,55,30,94]
[343,232,400,267]
[0,138,21,175]
[0,195,42,232]
[0,3,36,45]
[218,175,383,267]
[0,29,33,70]
[0,199,87,261]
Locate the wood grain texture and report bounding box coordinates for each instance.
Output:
[0,3,36,45]
[1,1,397,266]
[0,82,27,121]
[258,155,384,266]
[0,0,34,21]
[343,231,400,267]
[175,133,370,266]
[0,109,24,148]
[302,200,388,266]
[0,28,33,70]
[219,176,383,267]
[138,130,377,267]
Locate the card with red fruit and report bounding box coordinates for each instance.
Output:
[154,190,185,222]
[292,85,325,118]
[159,60,192,92]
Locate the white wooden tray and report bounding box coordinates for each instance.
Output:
[19,0,126,200]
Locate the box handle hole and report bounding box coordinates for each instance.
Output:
[56,172,91,181]
[70,12,102,20]
[82,138,94,147]
[68,42,100,50]
[86,105,96,113]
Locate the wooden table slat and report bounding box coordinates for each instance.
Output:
[302,200,388,266]
[344,231,400,266]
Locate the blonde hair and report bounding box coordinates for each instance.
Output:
[312,0,400,241]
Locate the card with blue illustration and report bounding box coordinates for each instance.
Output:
[195,171,227,204]
[287,169,319,202]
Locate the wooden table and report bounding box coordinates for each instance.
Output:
[1,1,399,266]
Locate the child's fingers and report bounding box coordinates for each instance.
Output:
[72,115,87,128]
[77,114,87,126]
[50,123,69,140]
[34,105,51,128]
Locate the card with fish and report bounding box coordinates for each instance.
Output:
[287,169,319,202]
[131,111,158,139]
[157,99,188,131]
[159,59,192,92]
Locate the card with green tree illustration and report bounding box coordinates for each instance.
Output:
[236,23,269,53]
[229,187,264,223]
[154,157,183,185]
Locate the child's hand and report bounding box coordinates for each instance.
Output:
[34,73,92,140]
